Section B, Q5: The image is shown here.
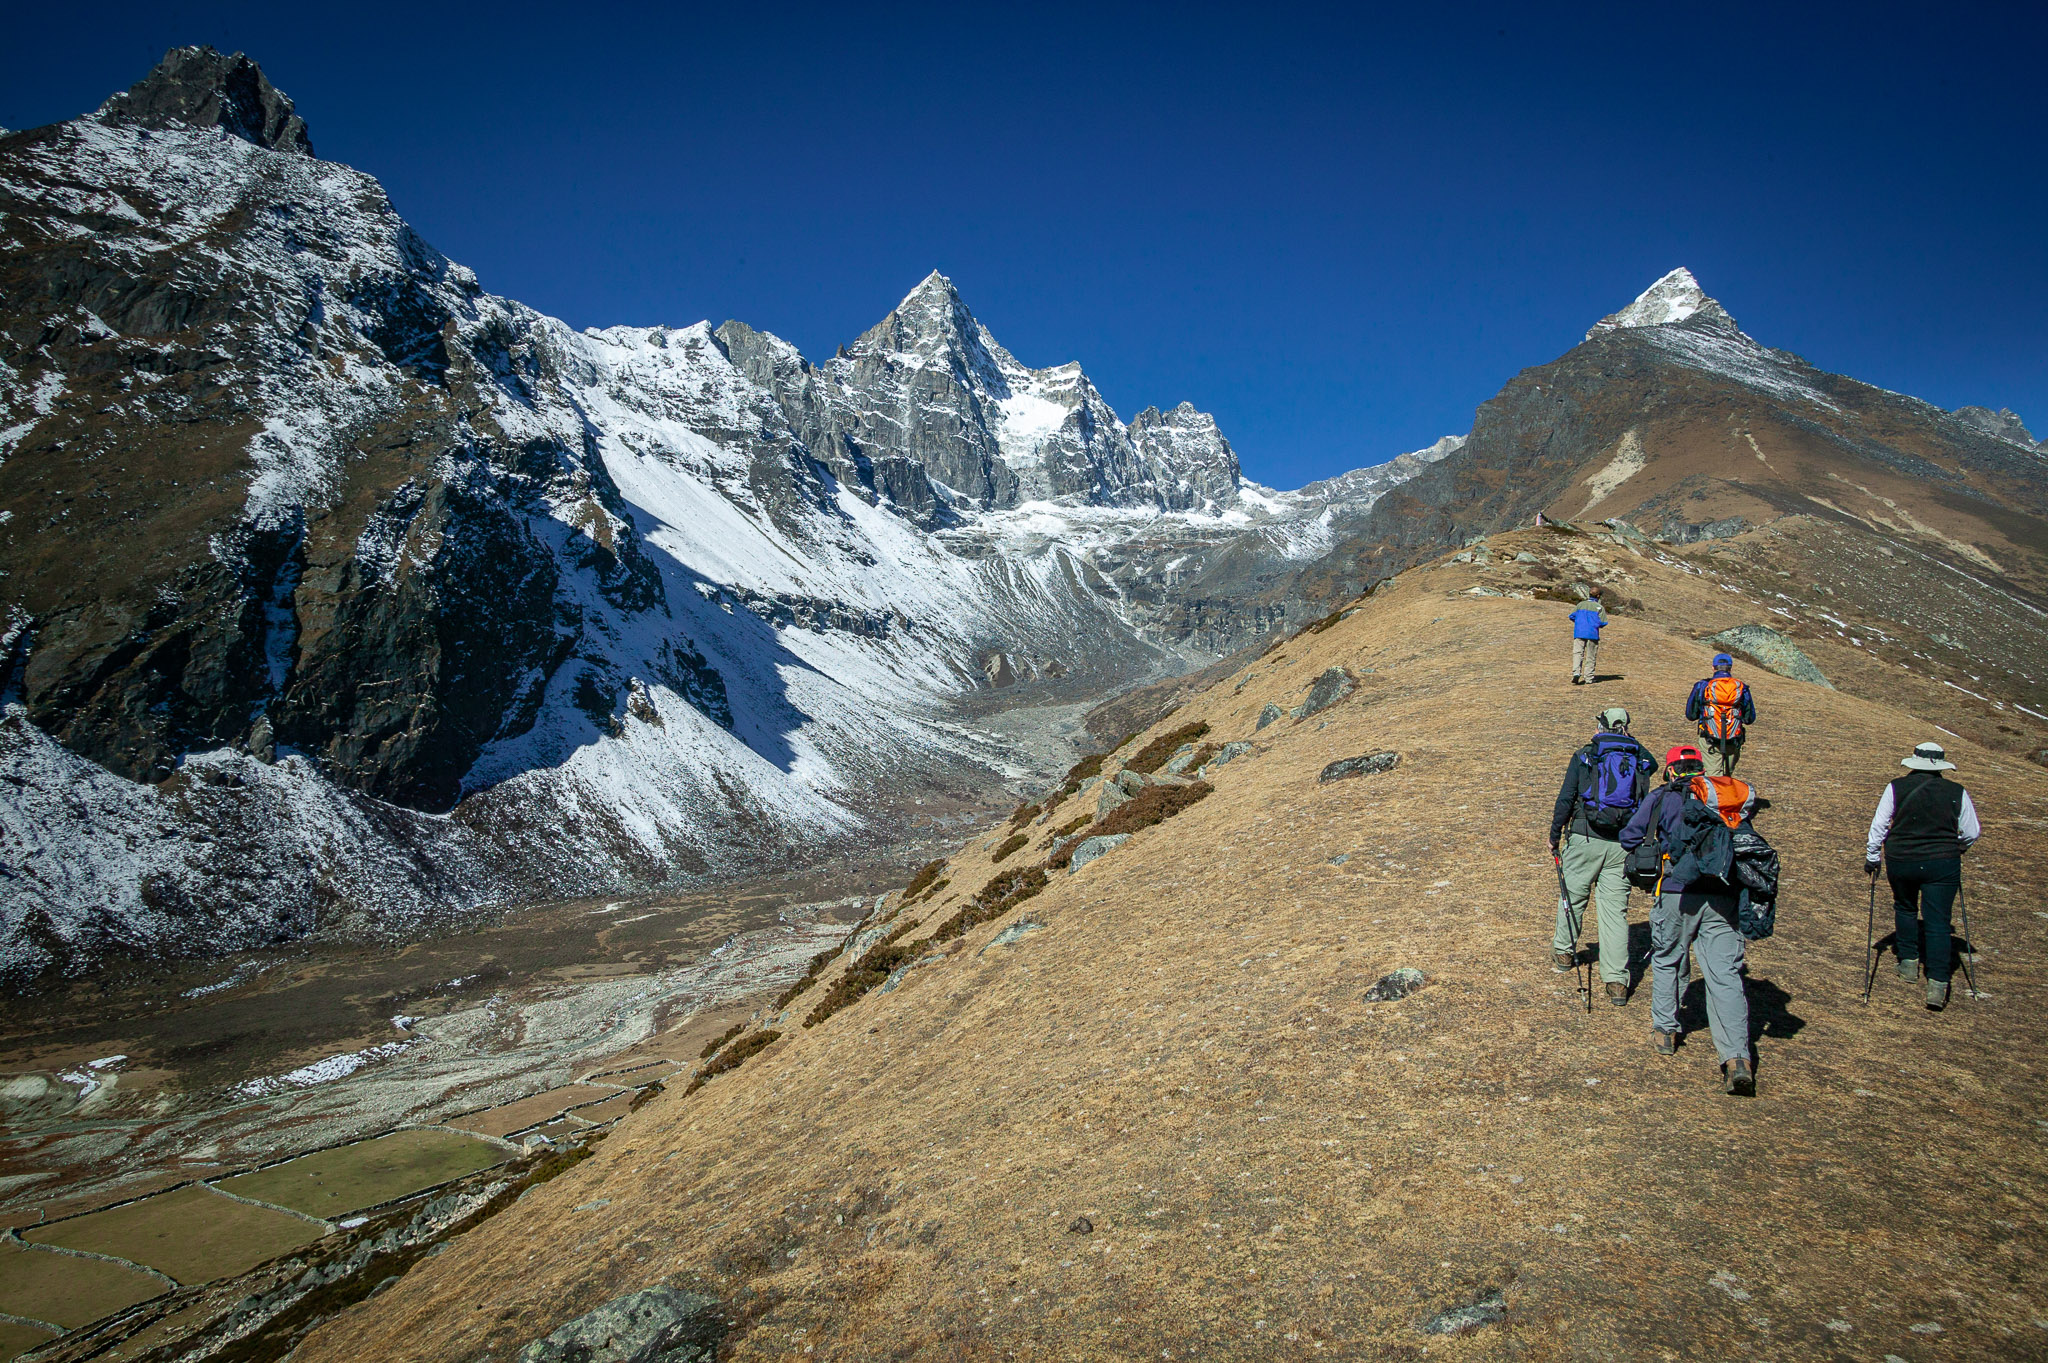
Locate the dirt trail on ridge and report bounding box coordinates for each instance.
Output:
[297,529,2048,1362]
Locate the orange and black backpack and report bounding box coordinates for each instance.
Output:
[1698,676,1748,743]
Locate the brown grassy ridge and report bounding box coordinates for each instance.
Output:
[300,527,2048,1363]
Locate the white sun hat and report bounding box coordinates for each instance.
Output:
[1900,742,1957,772]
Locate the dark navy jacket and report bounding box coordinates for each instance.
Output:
[1619,782,1731,897]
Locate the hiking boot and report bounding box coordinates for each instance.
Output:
[1605,982,1628,1007]
[1652,1029,1676,1056]
[1896,956,1919,980]
[1926,978,1950,1011]
[1721,1057,1756,1097]
[1551,950,1576,973]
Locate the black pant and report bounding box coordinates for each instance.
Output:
[1889,857,1961,983]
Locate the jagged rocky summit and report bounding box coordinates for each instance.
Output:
[0,50,1448,980]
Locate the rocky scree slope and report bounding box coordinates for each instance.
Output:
[0,51,1454,982]
[297,530,2048,1362]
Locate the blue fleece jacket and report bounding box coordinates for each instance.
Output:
[1570,605,1605,640]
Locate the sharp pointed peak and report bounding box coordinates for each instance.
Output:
[97,46,314,156]
[1587,267,1733,339]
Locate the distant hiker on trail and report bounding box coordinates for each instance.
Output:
[1569,587,1606,685]
[1686,653,1756,776]
[1550,707,1658,1004]
[1622,746,1759,1095]
[1866,742,1982,1011]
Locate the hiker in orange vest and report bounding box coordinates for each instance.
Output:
[1686,653,1755,776]
[1620,746,1758,1096]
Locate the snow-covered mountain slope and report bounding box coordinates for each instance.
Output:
[0,50,1447,981]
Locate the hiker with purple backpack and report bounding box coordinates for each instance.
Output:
[1550,707,1660,1004]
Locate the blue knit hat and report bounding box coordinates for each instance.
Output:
[1712,653,1734,673]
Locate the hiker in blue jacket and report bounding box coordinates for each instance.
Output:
[1685,653,1757,776]
[1569,586,1606,684]
[1549,707,1658,1004]
[1621,745,1755,1095]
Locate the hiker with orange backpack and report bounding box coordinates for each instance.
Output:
[1686,653,1755,776]
[1620,745,1761,1096]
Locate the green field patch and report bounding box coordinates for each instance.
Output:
[564,1090,638,1125]
[446,1084,619,1138]
[24,1184,320,1283]
[215,1128,507,1217]
[0,1237,165,1328]
[0,1319,58,1362]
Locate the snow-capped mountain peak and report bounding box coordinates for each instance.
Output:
[96,46,314,156]
[1587,267,1735,339]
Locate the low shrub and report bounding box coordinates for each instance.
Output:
[1060,752,1105,793]
[803,921,924,1029]
[1303,601,1357,634]
[685,1030,781,1094]
[927,867,1049,944]
[1525,563,1559,581]
[1092,779,1214,839]
[991,833,1028,862]
[1040,813,1090,847]
[1124,721,1212,775]
[699,1023,744,1059]
[1008,801,1040,828]
[903,859,947,900]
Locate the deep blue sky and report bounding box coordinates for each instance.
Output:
[7,3,2044,486]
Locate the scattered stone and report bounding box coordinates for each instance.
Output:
[1666,515,1747,544]
[1328,853,1350,865]
[1067,1216,1093,1235]
[1513,551,1540,563]
[1162,744,1202,775]
[1452,551,1473,563]
[1319,751,1401,782]
[1115,769,1148,796]
[1197,741,1253,777]
[1149,773,1195,789]
[1078,775,1102,793]
[516,1284,724,1363]
[1464,586,1502,596]
[572,1199,611,1212]
[1067,835,1130,874]
[1363,968,1427,1002]
[978,920,1044,955]
[1096,783,1131,818]
[1703,624,1834,688]
[1291,667,1355,721]
[1256,703,1285,730]
[1417,1290,1505,1335]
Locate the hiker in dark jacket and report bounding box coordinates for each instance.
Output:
[1866,741,1982,1011]
[1622,745,1756,1095]
[1549,707,1658,1004]
[1685,653,1756,776]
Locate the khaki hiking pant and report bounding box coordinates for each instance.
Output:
[1555,833,1630,984]
[1572,637,1599,683]
[1702,734,1743,777]
[1649,888,1750,1064]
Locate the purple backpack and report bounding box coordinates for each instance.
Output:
[1579,734,1646,835]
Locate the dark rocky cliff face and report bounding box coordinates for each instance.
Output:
[97,45,315,155]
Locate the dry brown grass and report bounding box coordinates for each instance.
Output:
[901,859,947,900]
[925,867,1048,945]
[683,1030,780,1094]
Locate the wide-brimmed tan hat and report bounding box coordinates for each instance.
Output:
[1901,742,1957,772]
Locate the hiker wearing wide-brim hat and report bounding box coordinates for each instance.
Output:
[1865,742,1982,1011]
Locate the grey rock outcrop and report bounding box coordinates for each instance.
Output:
[1702,626,1833,689]
[1319,751,1402,782]
[1067,834,1130,874]
[516,1284,723,1363]
[1256,703,1286,730]
[1363,967,1428,1003]
[1196,741,1252,776]
[1291,667,1355,720]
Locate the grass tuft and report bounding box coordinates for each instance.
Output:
[1008,801,1041,828]
[927,867,1049,944]
[699,1023,744,1059]
[991,833,1028,863]
[903,859,947,900]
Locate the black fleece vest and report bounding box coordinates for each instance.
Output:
[1884,771,1966,861]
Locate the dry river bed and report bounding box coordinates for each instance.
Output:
[0,864,907,1359]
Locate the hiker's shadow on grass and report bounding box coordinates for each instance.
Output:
[1672,974,1804,1052]
[1587,673,1626,684]
[1626,921,1653,991]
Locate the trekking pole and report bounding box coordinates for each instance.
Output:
[1554,854,1591,1013]
[1955,882,1981,1001]
[1861,869,1878,1004]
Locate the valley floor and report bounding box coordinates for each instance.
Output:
[292,528,2048,1361]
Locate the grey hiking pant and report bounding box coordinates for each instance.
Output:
[1555,833,1630,984]
[1572,637,1599,683]
[1650,888,1750,1064]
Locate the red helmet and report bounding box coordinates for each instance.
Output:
[1665,744,1704,768]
